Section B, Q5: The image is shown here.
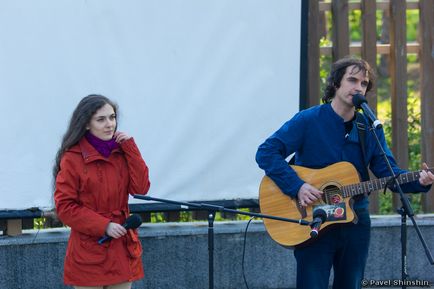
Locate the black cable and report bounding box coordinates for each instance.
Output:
[242,216,255,289]
[31,227,40,244]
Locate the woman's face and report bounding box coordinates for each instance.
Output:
[87,103,116,140]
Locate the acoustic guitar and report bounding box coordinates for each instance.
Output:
[259,161,430,248]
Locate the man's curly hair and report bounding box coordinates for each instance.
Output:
[322,56,376,104]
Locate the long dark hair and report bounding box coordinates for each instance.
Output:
[322,56,375,103]
[52,94,118,187]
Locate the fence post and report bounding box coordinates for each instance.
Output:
[389,0,409,210]
[361,0,380,214]
[331,0,349,61]
[5,219,22,236]
[164,212,181,222]
[419,0,434,212]
[306,0,321,107]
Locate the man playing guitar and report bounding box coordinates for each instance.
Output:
[256,56,434,289]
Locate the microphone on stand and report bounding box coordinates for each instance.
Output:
[310,209,327,238]
[352,93,382,129]
[98,214,142,244]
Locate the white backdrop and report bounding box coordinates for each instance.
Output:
[0,0,301,210]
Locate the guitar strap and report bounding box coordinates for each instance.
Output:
[288,154,295,165]
[355,112,371,183]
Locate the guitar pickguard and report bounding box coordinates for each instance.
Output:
[313,203,347,221]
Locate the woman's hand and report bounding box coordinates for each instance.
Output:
[105,222,127,239]
[114,131,132,144]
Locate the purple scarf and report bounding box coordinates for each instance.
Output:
[85,131,119,158]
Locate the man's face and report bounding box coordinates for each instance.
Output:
[334,65,369,108]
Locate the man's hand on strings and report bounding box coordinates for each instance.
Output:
[297,183,323,207]
[419,163,434,186]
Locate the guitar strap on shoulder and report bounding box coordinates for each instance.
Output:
[355,112,370,182]
[288,154,295,165]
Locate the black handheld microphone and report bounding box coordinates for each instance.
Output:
[98,214,142,244]
[310,209,327,238]
[352,93,382,129]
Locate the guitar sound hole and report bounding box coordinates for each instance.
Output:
[322,185,343,205]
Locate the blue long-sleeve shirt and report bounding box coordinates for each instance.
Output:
[256,103,429,209]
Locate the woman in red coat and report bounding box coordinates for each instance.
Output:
[53,94,150,289]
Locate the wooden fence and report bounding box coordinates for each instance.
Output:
[304,0,434,213]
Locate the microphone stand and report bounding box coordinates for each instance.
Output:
[366,122,434,289]
[134,194,310,289]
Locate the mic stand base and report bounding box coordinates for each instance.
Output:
[208,212,215,289]
[397,207,408,289]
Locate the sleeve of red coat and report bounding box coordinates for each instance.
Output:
[54,154,110,237]
[120,137,151,196]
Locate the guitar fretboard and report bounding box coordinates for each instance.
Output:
[342,168,433,197]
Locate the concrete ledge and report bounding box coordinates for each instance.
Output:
[1,215,434,289]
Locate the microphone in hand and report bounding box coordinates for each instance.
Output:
[310,208,327,238]
[98,214,142,245]
[352,93,382,129]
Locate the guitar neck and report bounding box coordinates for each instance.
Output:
[342,168,433,197]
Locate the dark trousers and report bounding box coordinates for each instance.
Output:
[294,208,371,289]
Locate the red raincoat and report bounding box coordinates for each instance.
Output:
[54,137,150,286]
